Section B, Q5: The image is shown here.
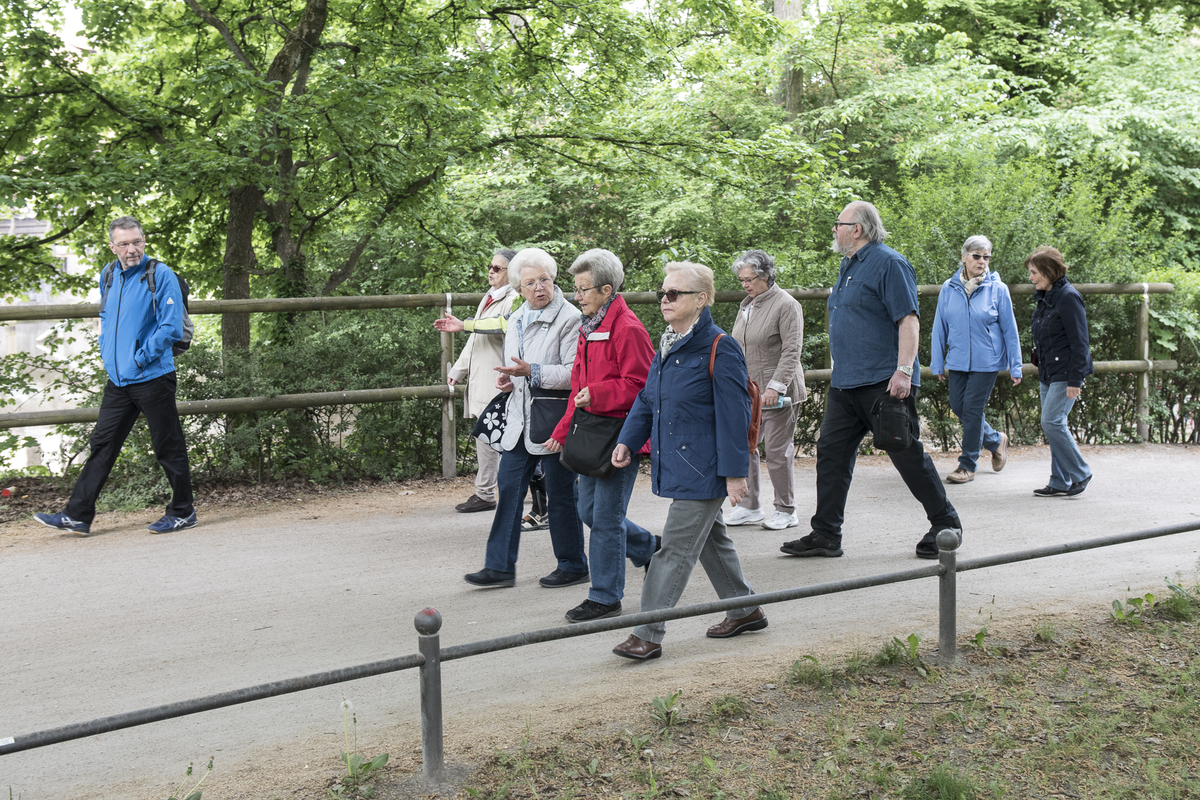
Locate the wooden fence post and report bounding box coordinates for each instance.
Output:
[1137,285,1151,442]
[441,293,457,479]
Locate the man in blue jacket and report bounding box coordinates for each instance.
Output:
[36,216,197,535]
[780,202,960,560]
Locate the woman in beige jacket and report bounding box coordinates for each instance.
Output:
[441,249,518,512]
[727,250,807,531]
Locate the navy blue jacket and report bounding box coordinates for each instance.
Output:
[98,256,185,386]
[1031,277,1093,387]
[618,307,752,500]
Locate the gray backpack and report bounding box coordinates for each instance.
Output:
[98,258,194,357]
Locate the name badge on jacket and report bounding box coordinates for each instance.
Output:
[586,332,611,341]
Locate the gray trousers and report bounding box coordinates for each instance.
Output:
[738,403,798,513]
[633,497,759,644]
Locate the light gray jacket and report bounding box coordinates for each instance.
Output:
[731,283,807,403]
[449,284,517,418]
[500,287,582,454]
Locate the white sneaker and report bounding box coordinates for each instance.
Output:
[762,510,799,530]
[724,506,765,526]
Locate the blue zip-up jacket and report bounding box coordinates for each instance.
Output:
[618,307,752,500]
[1031,277,1093,388]
[930,268,1023,378]
[97,256,184,386]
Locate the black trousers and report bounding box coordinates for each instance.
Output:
[811,381,959,541]
[65,373,195,524]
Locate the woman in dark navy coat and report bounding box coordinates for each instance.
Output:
[609,261,767,660]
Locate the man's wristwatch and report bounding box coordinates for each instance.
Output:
[896,365,914,377]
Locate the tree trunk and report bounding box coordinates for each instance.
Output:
[221,185,262,352]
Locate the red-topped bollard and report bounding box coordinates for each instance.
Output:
[937,530,961,665]
[415,608,445,782]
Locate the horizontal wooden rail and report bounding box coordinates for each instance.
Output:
[0,360,1178,430]
[0,283,1176,321]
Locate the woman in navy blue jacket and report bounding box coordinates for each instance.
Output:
[930,236,1023,484]
[1027,247,1094,497]
[609,262,766,661]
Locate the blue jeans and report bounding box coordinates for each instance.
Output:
[633,497,758,644]
[484,439,587,575]
[1039,382,1091,490]
[577,457,656,606]
[947,370,1003,472]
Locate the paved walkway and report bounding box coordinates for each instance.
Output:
[1,444,1198,798]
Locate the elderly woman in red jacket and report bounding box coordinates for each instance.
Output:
[545,249,658,624]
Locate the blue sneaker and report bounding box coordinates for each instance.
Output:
[34,512,90,535]
[147,511,198,534]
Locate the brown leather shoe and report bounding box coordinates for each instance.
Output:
[991,433,1009,472]
[456,494,497,513]
[612,634,662,660]
[706,608,768,639]
[945,467,974,484]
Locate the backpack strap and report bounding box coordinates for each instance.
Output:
[708,333,725,379]
[97,262,117,314]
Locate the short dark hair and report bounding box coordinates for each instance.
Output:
[1025,246,1067,284]
[108,216,143,239]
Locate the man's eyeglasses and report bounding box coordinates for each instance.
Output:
[521,277,554,290]
[111,238,145,251]
[832,222,857,229]
[967,253,992,261]
[657,289,700,303]
[488,264,506,273]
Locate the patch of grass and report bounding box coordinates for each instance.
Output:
[710,695,750,719]
[873,638,905,666]
[788,655,832,689]
[1034,620,1058,642]
[901,763,985,799]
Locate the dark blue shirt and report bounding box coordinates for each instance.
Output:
[827,241,921,390]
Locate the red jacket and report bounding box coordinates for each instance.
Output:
[552,294,654,456]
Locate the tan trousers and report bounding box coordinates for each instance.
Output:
[739,403,798,514]
[474,439,502,502]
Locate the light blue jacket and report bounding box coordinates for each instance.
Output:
[97,256,184,386]
[930,268,1023,377]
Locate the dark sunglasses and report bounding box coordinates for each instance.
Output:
[657,289,700,303]
[488,264,506,273]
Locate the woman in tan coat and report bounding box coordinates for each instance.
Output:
[726,250,807,531]
[442,249,518,512]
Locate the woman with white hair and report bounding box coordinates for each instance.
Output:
[461,248,589,588]
[726,249,807,530]
[930,235,1023,484]
[609,262,765,661]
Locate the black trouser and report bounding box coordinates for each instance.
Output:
[65,373,195,524]
[811,381,959,541]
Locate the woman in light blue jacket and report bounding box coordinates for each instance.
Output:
[930,236,1023,484]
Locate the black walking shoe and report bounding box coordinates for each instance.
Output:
[565,599,622,623]
[1033,485,1069,497]
[539,568,590,588]
[780,532,843,558]
[915,527,962,560]
[1066,475,1093,496]
[464,568,516,588]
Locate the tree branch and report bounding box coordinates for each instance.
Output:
[181,0,262,77]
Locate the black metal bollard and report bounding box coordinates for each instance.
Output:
[937,529,960,665]
[415,607,445,782]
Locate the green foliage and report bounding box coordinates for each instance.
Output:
[1110,592,1156,626]
[788,654,832,689]
[331,699,388,798]
[901,762,985,800]
[650,689,688,734]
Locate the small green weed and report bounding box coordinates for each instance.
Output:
[650,689,688,734]
[966,626,989,652]
[710,695,750,719]
[892,634,929,677]
[789,654,832,688]
[874,638,905,666]
[1157,578,1199,622]
[168,757,213,800]
[330,699,388,798]
[1034,620,1058,643]
[901,763,984,799]
[1111,592,1156,625]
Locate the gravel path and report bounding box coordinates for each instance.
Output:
[1,443,1197,799]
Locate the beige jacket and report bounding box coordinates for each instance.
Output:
[449,284,517,418]
[731,283,807,403]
